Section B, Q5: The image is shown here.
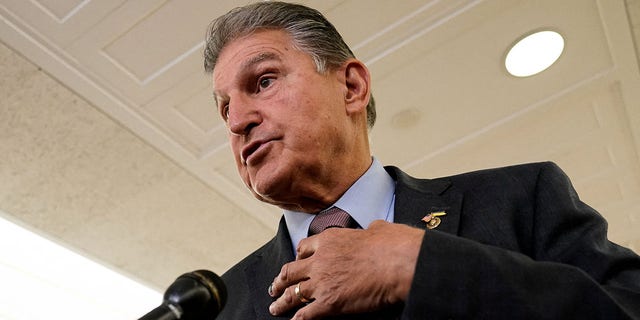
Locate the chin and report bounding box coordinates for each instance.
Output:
[250,181,279,201]
[248,188,284,208]
[249,175,290,204]
[244,158,298,203]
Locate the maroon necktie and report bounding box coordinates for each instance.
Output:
[308,207,359,236]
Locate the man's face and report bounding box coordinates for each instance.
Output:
[212,30,355,211]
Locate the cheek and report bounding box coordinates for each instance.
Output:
[233,156,252,188]
[229,137,241,157]
[229,138,246,171]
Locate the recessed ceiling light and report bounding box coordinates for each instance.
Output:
[505,30,565,77]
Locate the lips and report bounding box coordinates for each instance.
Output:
[241,139,273,164]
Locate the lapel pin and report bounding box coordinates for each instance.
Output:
[422,211,446,229]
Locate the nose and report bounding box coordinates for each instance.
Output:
[227,97,262,136]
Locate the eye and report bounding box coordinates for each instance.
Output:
[219,102,229,121]
[258,76,274,91]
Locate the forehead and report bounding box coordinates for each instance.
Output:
[213,30,299,81]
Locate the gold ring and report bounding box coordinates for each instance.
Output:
[294,282,312,303]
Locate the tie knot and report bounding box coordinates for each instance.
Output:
[308,207,358,236]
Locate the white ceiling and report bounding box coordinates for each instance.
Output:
[1,0,639,289]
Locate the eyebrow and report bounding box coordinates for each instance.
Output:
[240,52,281,71]
[213,52,282,106]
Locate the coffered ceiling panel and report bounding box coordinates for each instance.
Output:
[341,0,486,65]
[66,0,218,103]
[0,0,125,45]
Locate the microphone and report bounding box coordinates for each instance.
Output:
[139,269,227,320]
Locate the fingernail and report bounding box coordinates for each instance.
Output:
[268,283,274,296]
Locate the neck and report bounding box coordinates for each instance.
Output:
[276,155,372,213]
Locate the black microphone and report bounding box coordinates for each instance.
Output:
[139,269,227,320]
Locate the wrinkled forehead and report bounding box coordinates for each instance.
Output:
[212,28,296,71]
[213,30,291,73]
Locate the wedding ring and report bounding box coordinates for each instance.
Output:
[294,282,312,303]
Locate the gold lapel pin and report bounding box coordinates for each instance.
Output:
[422,211,446,229]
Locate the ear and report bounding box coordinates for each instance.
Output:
[342,59,371,115]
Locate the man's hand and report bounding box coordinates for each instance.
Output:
[268,220,425,319]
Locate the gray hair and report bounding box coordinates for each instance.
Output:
[204,1,376,129]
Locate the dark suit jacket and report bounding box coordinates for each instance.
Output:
[217,162,640,319]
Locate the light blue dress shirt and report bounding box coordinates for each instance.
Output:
[283,157,396,255]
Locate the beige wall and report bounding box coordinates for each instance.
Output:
[0,42,274,288]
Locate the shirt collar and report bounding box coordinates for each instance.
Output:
[283,157,396,254]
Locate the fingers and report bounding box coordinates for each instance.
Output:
[269,259,310,298]
[296,233,319,260]
[294,281,314,303]
[270,280,334,320]
[270,232,326,297]
[270,227,378,318]
[268,234,327,317]
[297,227,352,259]
[269,280,313,316]
[268,240,318,316]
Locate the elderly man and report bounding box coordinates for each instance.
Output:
[203,2,640,319]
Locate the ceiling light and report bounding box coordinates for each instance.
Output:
[505,30,565,77]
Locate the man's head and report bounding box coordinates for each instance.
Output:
[204,1,375,128]
[205,2,374,212]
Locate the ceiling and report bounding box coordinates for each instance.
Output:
[1,0,639,290]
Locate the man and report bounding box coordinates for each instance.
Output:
[203,2,640,319]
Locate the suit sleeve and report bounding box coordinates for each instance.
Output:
[401,162,640,319]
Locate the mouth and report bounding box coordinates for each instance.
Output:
[241,139,274,165]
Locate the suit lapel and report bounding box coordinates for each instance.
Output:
[386,166,462,235]
[245,217,295,319]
